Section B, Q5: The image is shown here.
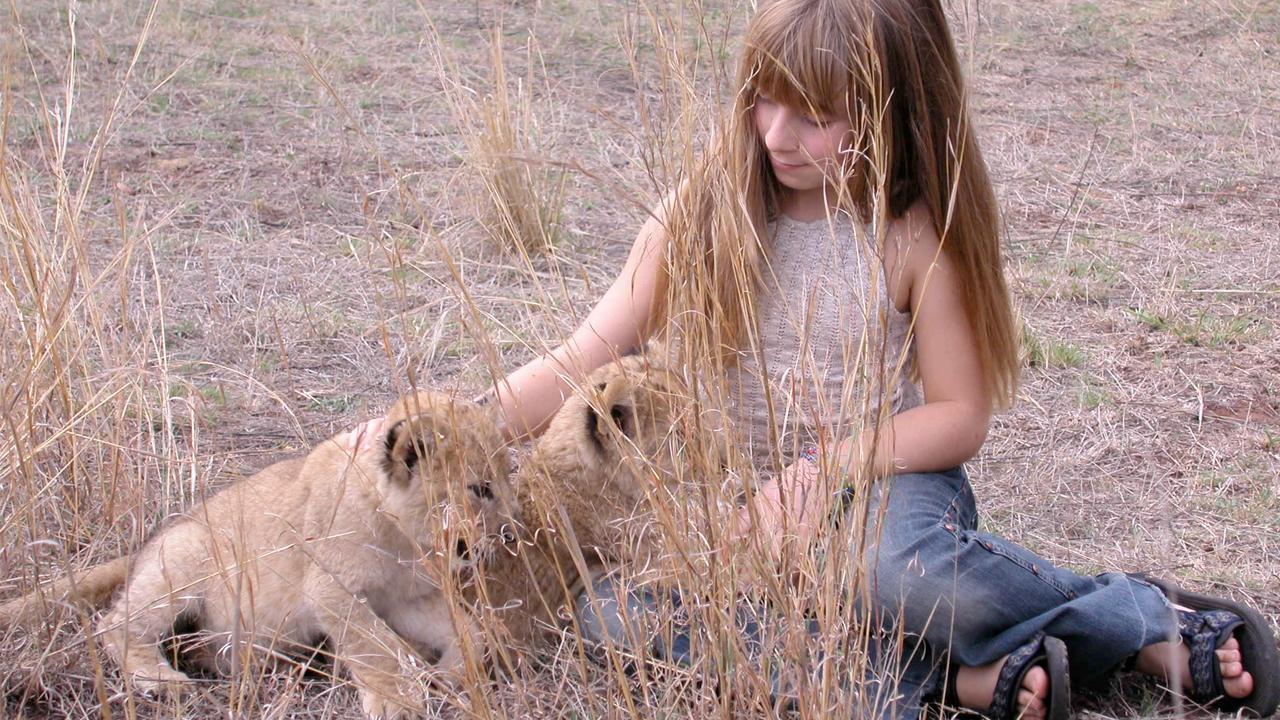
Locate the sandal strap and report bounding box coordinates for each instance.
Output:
[989,632,1047,720]
[1178,608,1243,703]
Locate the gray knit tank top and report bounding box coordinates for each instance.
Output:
[721,211,922,467]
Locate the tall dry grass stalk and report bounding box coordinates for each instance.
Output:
[461,27,565,258]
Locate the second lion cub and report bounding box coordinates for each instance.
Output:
[472,354,713,652]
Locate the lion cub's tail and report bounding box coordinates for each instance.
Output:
[0,556,131,629]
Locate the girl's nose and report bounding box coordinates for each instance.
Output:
[762,107,799,151]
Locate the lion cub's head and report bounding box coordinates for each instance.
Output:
[379,392,516,571]
[527,353,714,557]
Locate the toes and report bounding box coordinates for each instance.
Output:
[1216,636,1254,698]
[1217,648,1243,677]
[1018,666,1050,720]
[1223,669,1255,700]
[1023,665,1050,698]
[1016,689,1046,720]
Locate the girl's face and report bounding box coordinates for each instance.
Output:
[752,91,853,198]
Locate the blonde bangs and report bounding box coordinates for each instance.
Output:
[742,0,866,118]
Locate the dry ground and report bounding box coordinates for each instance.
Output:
[1,0,1277,718]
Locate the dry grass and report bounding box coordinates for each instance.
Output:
[1,0,1278,718]
[464,25,567,257]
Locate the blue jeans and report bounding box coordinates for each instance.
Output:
[576,467,1179,718]
[862,467,1176,680]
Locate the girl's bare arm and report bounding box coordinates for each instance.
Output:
[487,208,669,440]
[846,200,993,475]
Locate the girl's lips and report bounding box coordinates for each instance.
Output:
[771,157,807,170]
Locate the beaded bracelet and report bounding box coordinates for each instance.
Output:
[798,444,819,464]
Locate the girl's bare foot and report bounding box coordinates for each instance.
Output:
[955,658,1050,720]
[1135,636,1254,700]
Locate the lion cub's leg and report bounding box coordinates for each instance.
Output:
[305,574,423,720]
[98,542,202,694]
[383,595,481,685]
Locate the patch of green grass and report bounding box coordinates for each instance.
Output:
[1132,309,1268,348]
[1049,343,1088,367]
[1253,485,1279,527]
[1076,375,1112,409]
[197,384,229,424]
[302,306,353,340]
[1197,469,1231,492]
[1170,222,1228,251]
[209,0,264,19]
[1053,255,1118,304]
[255,352,279,374]
[335,237,365,258]
[1128,308,1167,332]
[1067,255,1116,282]
[1192,314,1266,348]
[305,393,357,414]
[1022,325,1087,369]
[198,384,228,406]
[1262,431,1279,453]
[1187,458,1279,526]
[164,319,200,349]
[389,264,426,285]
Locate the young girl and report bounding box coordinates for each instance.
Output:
[349,0,1276,717]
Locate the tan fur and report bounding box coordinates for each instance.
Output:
[4,392,514,720]
[471,354,706,652]
[0,555,133,629]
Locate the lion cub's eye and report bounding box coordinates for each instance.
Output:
[468,482,494,501]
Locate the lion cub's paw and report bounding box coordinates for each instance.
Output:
[127,665,193,697]
[359,688,423,720]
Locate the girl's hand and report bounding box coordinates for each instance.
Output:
[337,417,387,461]
[735,456,825,564]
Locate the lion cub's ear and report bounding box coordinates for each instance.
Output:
[588,377,639,451]
[382,418,439,486]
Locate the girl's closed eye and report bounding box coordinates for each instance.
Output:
[758,91,828,126]
[799,112,827,127]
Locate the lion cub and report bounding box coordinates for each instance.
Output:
[3,392,514,719]
[472,354,706,651]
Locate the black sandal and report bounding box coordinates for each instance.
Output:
[949,633,1070,720]
[1139,575,1280,717]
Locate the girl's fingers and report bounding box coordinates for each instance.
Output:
[343,417,385,454]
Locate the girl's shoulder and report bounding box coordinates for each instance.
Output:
[882,200,944,313]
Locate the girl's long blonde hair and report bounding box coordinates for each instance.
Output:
[653,0,1019,408]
